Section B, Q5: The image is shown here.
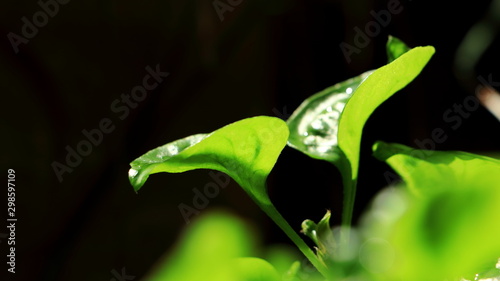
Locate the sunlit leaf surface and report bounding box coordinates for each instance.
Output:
[287,42,435,226]
[129,116,289,206]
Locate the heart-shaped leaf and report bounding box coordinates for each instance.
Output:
[128,116,330,278]
[287,41,435,226]
[129,116,288,205]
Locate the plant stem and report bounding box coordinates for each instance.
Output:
[335,158,357,249]
[260,204,332,279]
[332,158,356,229]
[341,177,357,228]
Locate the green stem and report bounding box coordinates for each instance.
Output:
[334,158,356,228]
[334,158,357,248]
[338,176,357,254]
[260,204,331,279]
[341,177,357,228]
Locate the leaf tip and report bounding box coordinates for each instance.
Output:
[128,167,146,193]
[372,140,386,152]
[372,141,390,161]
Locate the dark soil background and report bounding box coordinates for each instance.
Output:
[2,0,500,280]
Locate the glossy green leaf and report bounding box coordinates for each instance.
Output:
[286,70,371,229]
[287,43,435,227]
[129,116,330,278]
[372,141,500,196]
[287,71,373,164]
[386,36,411,62]
[338,46,434,183]
[365,142,500,280]
[143,211,280,281]
[287,36,411,165]
[338,46,434,224]
[129,116,288,206]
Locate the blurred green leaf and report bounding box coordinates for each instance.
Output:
[365,142,500,280]
[386,36,411,62]
[144,211,280,281]
[232,258,281,281]
[264,245,302,279]
[284,261,302,281]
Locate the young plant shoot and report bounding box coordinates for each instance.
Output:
[128,37,500,281]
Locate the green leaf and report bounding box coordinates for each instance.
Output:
[143,211,280,281]
[301,211,336,262]
[361,186,500,281]
[232,258,281,281]
[470,258,500,281]
[284,261,301,281]
[287,71,373,164]
[386,36,411,62]
[129,116,288,206]
[338,45,434,185]
[263,245,302,280]
[366,142,500,280]
[128,116,331,278]
[287,44,435,227]
[372,141,500,196]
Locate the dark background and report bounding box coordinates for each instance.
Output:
[2,0,500,280]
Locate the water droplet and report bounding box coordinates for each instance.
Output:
[311,119,325,131]
[327,110,340,120]
[128,169,138,178]
[316,145,330,154]
[304,135,317,146]
[346,87,353,94]
[334,102,346,112]
[167,145,178,155]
